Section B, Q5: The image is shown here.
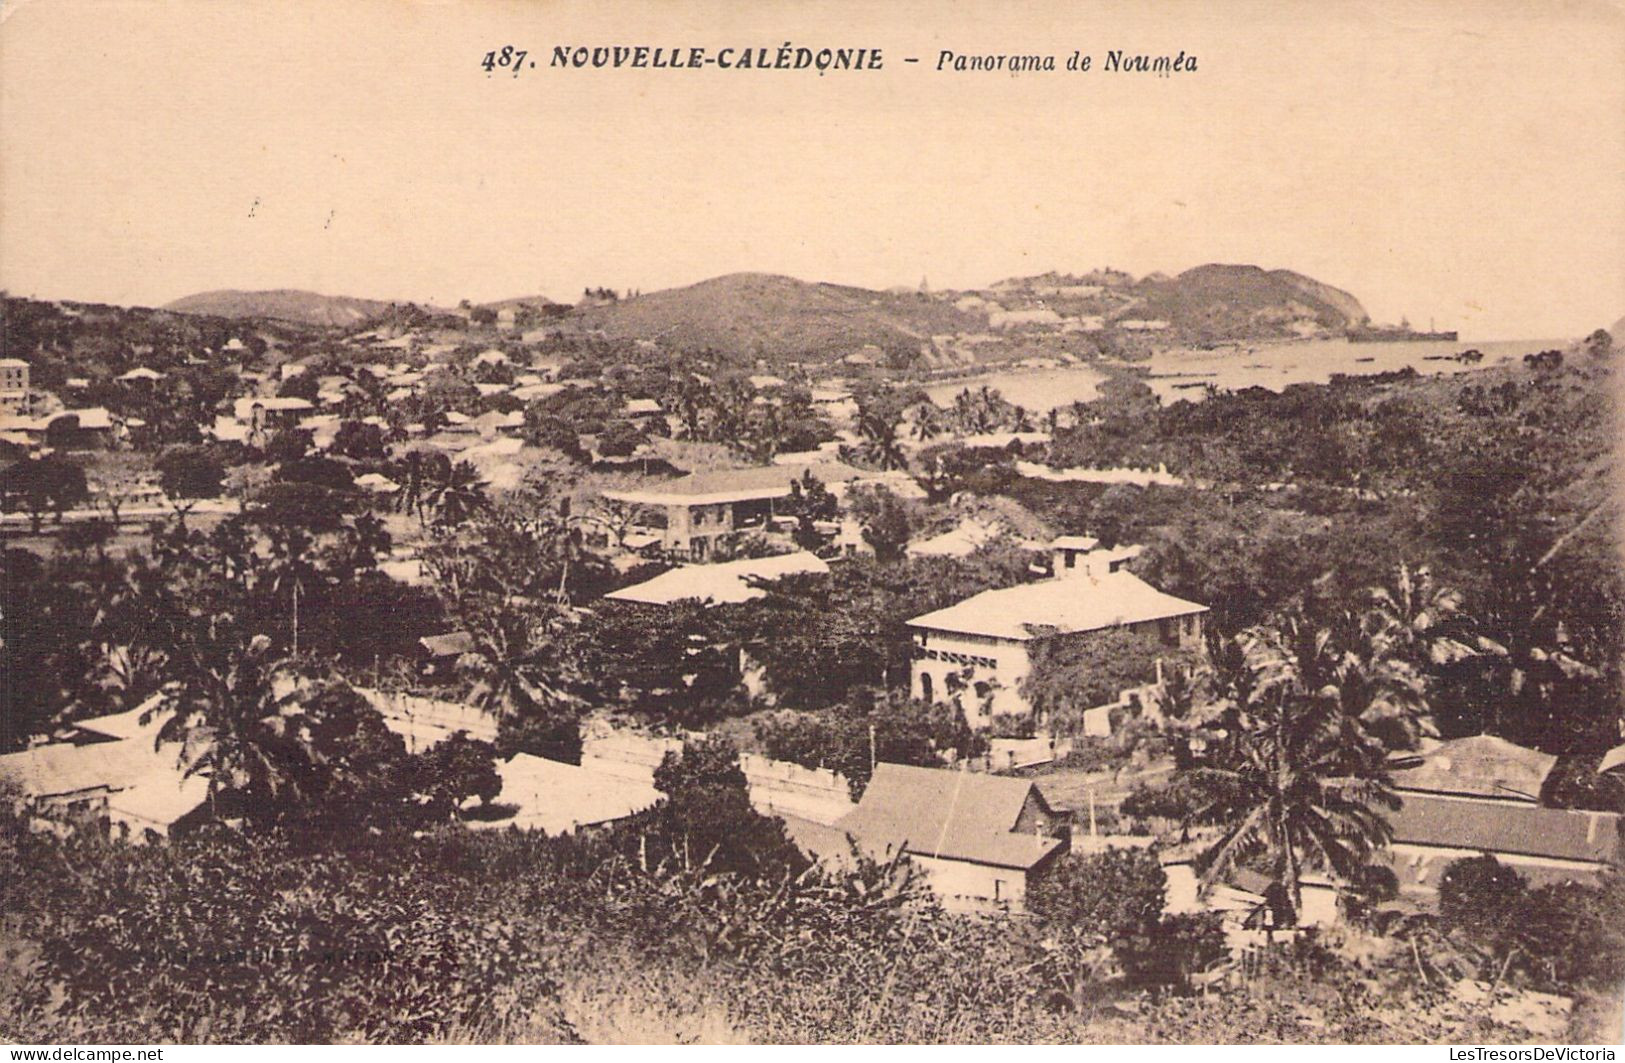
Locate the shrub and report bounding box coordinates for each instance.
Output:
[1438,854,1526,943]
[1115,911,1230,991]
[1027,847,1166,941]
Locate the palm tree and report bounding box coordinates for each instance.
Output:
[427,459,488,530]
[1248,609,1434,764]
[393,450,436,528]
[1185,619,1407,918]
[911,403,946,443]
[857,406,908,471]
[1365,563,1480,670]
[151,631,297,813]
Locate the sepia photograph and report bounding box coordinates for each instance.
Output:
[1,0,1623,1048]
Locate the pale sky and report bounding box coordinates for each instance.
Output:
[2,0,1622,339]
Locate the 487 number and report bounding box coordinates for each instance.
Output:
[482,46,531,75]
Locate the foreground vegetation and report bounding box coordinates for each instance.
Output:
[4,759,1619,1044]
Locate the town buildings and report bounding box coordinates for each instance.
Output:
[0,358,29,413]
[906,536,1208,728]
[601,461,887,560]
[815,762,1070,912]
[1384,735,1624,892]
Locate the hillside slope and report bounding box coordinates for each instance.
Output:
[1127,264,1369,338]
[165,289,394,327]
[567,272,983,364]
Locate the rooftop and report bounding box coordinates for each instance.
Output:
[604,550,828,606]
[602,461,868,507]
[1390,735,1559,803]
[1390,791,1623,866]
[465,754,661,834]
[835,762,1064,870]
[907,569,1207,642]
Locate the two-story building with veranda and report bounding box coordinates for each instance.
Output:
[906,536,1208,729]
[601,461,887,561]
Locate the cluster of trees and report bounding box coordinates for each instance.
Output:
[1422,854,1625,990]
[753,691,985,798]
[0,462,444,751]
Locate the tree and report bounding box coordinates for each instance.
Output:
[1028,846,1166,939]
[855,396,909,471]
[276,370,320,402]
[581,601,747,728]
[1438,854,1527,945]
[0,455,89,531]
[595,419,646,459]
[265,427,314,465]
[425,459,488,530]
[149,630,413,831]
[409,731,502,822]
[521,409,585,461]
[1582,328,1613,359]
[778,470,836,551]
[1022,628,1188,735]
[422,494,598,763]
[846,484,912,562]
[156,446,226,509]
[649,736,806,879]
[330,419,388,462]
[1182,619,1407,918]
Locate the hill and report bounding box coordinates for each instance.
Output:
[567,272,983,365]
[165,289,395,327]
[1125,264,1369,339]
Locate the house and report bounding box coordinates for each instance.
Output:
[417,631,475,679]
[0,701,210,842]
[1600,742,1625,776]
[1384,735,1623,892]
[464,754,662,834]
[816,763,1070,912]
[231,396,314,442]
[604,550,828,607]
[0,358,29,412]
[1162,860,1342,938]
[42,407,116,450]
[906,537,1207,728]
[115,366,166,383]
[600,461,875,561]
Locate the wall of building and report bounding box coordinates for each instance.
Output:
[911,617,1202,730]
[912,852,1038,913]
[1385,843,1614,894]
[910,629,1033,726]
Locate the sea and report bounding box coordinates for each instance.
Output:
[922,337,1568,410]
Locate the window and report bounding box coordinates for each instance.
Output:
[993,879,1007,903]
[920,673,934,702]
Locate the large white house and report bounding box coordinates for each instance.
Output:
[906,537,1208,728]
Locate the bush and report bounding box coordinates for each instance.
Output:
[1438,854,1526,942]
[1516,877,1625,989]
[1027,847,1166,941]
[1115,912,1230,991]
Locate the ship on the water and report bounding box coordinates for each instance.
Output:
[1347,316,1458,343]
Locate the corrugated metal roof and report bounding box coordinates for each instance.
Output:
[1389,791,1624,866]
[466,754,661,834]
[602,462,866,506]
